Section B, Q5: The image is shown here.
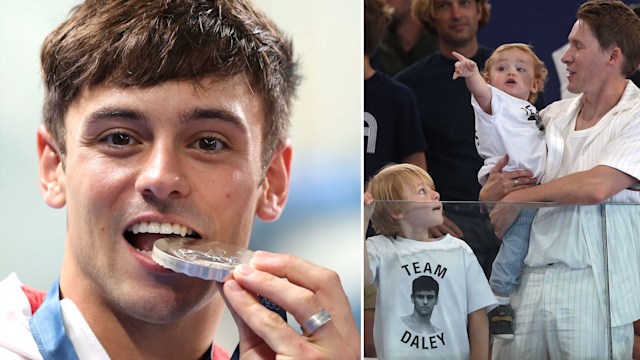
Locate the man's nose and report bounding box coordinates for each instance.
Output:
[561,49,573,64]
[135,143,189,200]
[448,1,469,19]
[451,5,462,18]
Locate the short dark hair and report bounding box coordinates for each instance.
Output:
[364,0,393,56]
[577,0,640,76]
[41,0,300,166]
[412,275,439,297]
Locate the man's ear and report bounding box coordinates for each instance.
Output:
[37,125,66,208]
[608,47,623,68]
[255,142,292,222]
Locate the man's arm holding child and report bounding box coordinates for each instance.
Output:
[486,164,637,237]
[452,51,492,114]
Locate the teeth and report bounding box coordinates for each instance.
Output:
[160,223,172,234]
[129,221,193,237]
[148,222,160,233]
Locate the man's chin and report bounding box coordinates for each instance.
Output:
[113,285,219,325]
[105,272,218,319]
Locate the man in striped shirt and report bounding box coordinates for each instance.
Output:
[482,1,640,358]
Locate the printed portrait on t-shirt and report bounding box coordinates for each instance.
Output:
[400,275,442,334]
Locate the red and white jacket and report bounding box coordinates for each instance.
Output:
[0,273,229,359]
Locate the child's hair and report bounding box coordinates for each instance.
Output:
[412,275,439,297]
[482,43,548,104]
[365,163,436,237]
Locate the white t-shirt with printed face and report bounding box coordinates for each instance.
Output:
[367,234,496,360]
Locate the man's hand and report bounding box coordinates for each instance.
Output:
[218,251,360,359]
[489,202,521,240]
[480,155,537,201]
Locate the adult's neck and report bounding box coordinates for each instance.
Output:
[576,77,627,130]
[438,37,479,60]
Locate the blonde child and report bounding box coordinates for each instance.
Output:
[364,163,496,360]
[452,43,549,339]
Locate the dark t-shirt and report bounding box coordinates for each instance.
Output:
[395,47,493,201]
[364,71,427,185]
[373,30,438,76]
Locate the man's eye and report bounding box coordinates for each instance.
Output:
[102,132,136,146]
[195,137,226,152]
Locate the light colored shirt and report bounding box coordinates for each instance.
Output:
[367,234,496,359]
[527,81,640,326]
[473,85,546,186]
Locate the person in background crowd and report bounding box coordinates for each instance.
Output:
[373,0,438,75]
